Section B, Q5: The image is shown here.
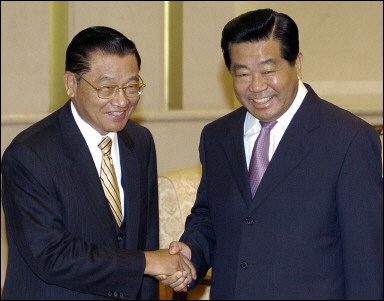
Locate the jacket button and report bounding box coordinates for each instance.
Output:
[240,261,249,269]
[245,217,254,225]
[113,291,118,297]
[117,236,123,241]
[107,291,112,297]
[119,292,124,298]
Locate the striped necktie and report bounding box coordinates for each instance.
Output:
[98,137,122,227]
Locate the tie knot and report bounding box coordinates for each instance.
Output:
[260,120,278,131]
[98,137,112,155]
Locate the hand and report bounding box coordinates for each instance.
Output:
[168,241,192,260]
[144,249,195,283]
[155,271,190,292]
[157,241,196,292]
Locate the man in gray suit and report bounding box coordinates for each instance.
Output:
[1,26,194,300]
[163,9,382,299]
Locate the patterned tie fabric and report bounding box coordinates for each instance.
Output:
[249,121,278,198]
[98,137,122,226]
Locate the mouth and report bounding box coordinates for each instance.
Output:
[107,111,124,116]
[105,110,127,121]
[251,96,273,104]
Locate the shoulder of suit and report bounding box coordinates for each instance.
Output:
[8,110,61,149]
[205,107,246,129]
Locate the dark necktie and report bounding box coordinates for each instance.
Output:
[249,121,277,198]
[98,137,122,226]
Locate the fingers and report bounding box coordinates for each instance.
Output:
[152,247,196,293]
[154,274,167,281]
[180,254,197,280]
[145,247,196,293]
[160,271,183,285]
[162,271,189,292]
[144,249,188,276]
[176,250,196,280]
[160,253,196,291]
[172,275,190,292]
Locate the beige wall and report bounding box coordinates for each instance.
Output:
[1,1,382,289]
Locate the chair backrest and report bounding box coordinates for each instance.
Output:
[158,165,202,249]
[157,165,211,300]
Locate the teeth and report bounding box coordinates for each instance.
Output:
[110,111,123,116]
[252,97,271,104]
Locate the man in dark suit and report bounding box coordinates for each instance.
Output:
[1,26,194,300]
[163,9,383,299]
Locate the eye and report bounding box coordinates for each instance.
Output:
[100,85,117,91]
[98,85,118,97]
[235,73,250,77]
[126,83,139,91]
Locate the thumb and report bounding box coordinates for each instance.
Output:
[168,241,181,254]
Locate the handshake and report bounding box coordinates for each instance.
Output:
[145,241,195,292]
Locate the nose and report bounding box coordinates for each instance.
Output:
[111,88,130,107]
[249,73,267,93]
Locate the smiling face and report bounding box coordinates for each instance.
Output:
[64,51,141,135]
[230,39,302,122]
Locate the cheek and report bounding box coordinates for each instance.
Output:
[78,89,94,102]
[74,96,103,119]
[233,88,245,105]
[129,97,140,106]
[232,82,246,98]
[268,76,279,86]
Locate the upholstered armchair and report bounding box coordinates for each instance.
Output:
[158,165,211,300]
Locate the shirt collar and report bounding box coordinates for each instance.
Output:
[70,101,117,148]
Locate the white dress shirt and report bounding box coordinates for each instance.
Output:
[244,80,308,170]
[71,101,125,217]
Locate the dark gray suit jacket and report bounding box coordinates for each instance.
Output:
[181,84,383,300]
[2,101,159,300]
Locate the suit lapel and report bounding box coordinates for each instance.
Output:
[222,108,254,208]
[251,88,321,210]
[58,102,117,241]
[118,128,141,247]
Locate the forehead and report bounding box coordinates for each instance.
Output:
[230,39,282,68]
[87,51,139,74]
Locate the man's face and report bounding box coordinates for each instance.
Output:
[65,51,141,135]
[230,39,302,122]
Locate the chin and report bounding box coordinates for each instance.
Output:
[113,126,127,133]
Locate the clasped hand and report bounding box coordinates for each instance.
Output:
[145,243,196,292]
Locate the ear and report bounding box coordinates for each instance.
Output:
[63,71,77,98]
[295,52,303,80]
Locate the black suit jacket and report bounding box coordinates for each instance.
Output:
[181,84,383,299]
[2,101,159,300]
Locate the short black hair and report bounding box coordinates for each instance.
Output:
[221,8,299,69]
[65,26,141,75]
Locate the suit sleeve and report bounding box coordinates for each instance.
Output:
[180,126,215,288]
[139,129,160,300]
[336,125,383,299]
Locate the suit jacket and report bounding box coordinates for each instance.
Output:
[180,84,383,300]
[2,101,159,300]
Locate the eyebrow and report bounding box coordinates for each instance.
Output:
[231,58,277,72]
[99,75,139,83]
[231,64,249,72]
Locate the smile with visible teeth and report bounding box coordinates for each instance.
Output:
[252,96,272,104]
[108,111,124,116]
